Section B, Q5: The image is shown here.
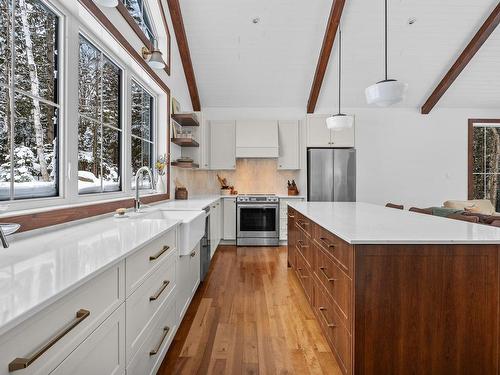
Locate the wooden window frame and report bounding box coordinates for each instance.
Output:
[116,0,171,76]
[0,0,172,233]
[468,118,500,199]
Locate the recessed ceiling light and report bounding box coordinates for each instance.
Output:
[252,17,260,24]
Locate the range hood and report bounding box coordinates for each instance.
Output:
[236,121,279,158]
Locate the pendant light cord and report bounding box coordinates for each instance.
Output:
[385,0,388,81]
[338,28,342,114]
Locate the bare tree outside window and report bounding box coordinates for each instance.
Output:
[0,0,59,200]
[471,124,500,211]
[131,80,153,190]
[78,36,122,195]
[122,0,155,43]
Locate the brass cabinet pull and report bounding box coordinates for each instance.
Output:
[297,219,309,227]
[8,309,90,372]
[149,326,170,356]
[149,245,170,261]
[319,307,336,328]
[297,240,308,248]
[288,214,295,218]
[190,250,196,257]
[296,268,309,279]
[319,267,337,283]
[319,237,335,249]
[149,280,170,301]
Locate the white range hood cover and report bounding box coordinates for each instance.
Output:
[235,121,279,158]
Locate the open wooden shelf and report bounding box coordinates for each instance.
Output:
[171,161,199,169]
[172,113,200,127]
[171,138,200,147]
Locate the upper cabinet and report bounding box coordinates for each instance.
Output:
[306,115,355,148]
[278,120,300,170]
[209,121,236,170]
[235,121,279,158]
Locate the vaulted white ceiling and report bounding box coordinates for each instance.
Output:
[180,0,500,110]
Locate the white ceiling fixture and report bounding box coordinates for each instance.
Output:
[326,29,354,131]
[141,39,166,70]
[365,0,408,107]
[93,0,118,7]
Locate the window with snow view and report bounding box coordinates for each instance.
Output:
[78,36,122,195]
[122,0,156,44]
[131,80,154,190]
[0,0,59,200]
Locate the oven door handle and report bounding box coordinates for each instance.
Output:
[237,204,279,209]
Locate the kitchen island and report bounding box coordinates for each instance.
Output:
[287,201,500,375]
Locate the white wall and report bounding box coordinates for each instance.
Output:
[344,107,500,208]
[202,106,500,208]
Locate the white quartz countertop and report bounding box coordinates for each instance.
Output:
[156,196,221,210]
[0,210,180,336]
[288,202,500,245]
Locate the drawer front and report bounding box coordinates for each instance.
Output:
[126,250,177,362]
[296,250,313,304]
[126,300,177,375]
[0,263,124,375]
[314,225,353,276]
[314,279,351,375]
[297,230,314,270]
[126,229,177,295]
[50,304,125,375]
[296,212,312,238]
[315,246,352,330]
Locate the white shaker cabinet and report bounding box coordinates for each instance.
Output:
[222,197,236,240]
[306,114,355,148]
[209,121,236,170]
[50,304,125,375]
[278,120,300,170]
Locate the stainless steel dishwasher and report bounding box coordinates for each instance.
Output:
[200,206,211,282]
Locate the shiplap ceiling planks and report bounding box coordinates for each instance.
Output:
[179,0,500,110]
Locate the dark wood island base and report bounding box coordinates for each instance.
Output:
[288,206,499,375]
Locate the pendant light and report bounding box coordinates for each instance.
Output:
[326,29,354,131]
[365,0,408,106]
[93,0,118,7]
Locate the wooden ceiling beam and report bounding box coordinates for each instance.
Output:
[307,0,347,114]
[166,0,201,111]
[421,2,500,114]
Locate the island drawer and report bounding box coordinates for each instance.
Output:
[313,278,351,375]
[295,212,312,238]
[315,246,352,331]
[126,249,177,362]
[126,228,177,295]
[296,250,313,304]
[0,263,124,375]
[296,229,314,270]
[314,225,353,276]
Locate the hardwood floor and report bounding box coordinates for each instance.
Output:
[158,245,342,375]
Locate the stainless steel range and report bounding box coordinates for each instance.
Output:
[236,194,280,246]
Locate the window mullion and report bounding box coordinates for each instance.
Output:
[99,51,104,193]
[9,0,16,200]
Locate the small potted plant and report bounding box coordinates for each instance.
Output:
[155,154,167,193]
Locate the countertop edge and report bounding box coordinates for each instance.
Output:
[0,220,181,337]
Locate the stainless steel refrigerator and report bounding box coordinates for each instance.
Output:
[307,148,356,202]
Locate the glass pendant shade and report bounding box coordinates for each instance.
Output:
[365,79,408,107]
[326,114,354,131]
[147,50,166,70]
[93,0,118,7]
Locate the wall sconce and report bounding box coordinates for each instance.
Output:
[142,40,166,70]
[93,0,118,7]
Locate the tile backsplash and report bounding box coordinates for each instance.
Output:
[171,159,300,196]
